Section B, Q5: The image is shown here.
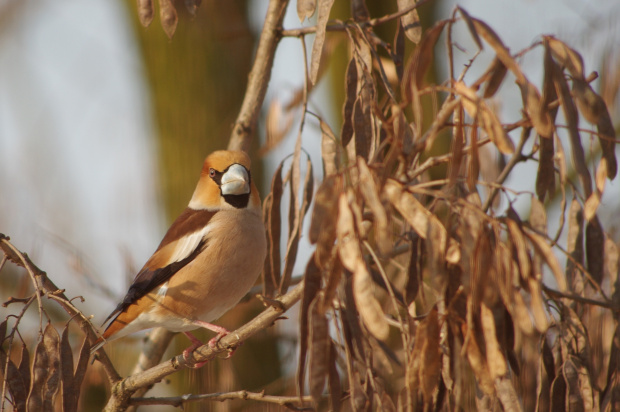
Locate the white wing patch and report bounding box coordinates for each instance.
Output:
[167,225,211,265]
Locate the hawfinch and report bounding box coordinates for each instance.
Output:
[93,150,267,364]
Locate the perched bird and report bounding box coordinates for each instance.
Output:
[92,150,267,365]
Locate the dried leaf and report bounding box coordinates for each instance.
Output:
[405,235,421,308]
[457,7,483,50]
[310,0,335,85]
[584,158,607,222]
[327,342,342,412]
[596,111,618,179]
[455,81,514,154]
[263,98,295,155]
[537,134,556,201]
[297,0,316,22]
[481,303,505,379]
[402,20,448,96]
[448,104,465,188]
[341,56,357,147]
[506,218,531,283]
[158,0,178,39]
[337,192,389,340]
[407,307,441,399]
[393,21,405,82]
[519,81,553,139]
[264,161,285,296]
[0,346,28,412]
[552,54,593,196]
[482,57,508,98]
[137,0,154,27]
[320,119,339,176]
[471,17,525,84]
[281,154,314,293]
[28,323,60,412]
[309,298,330,404]
[309,175,340,268]
[585,216,604,286]
[397,0,421,44]
[545,36,584,79]
[297,255,322,398]
[550,372,567,412]
[60,326,78,412]
[524,229,567,291]
[462,319,494,395]
[357,158,390,255]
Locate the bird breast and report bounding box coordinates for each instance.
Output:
[152,208,266,326]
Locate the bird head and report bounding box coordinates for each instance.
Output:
[189,150,261,211]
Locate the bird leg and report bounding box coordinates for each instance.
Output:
[191,320,230,348]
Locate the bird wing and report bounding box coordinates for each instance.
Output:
[102,208,216,326]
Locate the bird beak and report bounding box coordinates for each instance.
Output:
[221,164,250,196]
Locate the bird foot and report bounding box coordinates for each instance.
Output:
[182,332,209,368]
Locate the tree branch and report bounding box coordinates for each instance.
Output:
[103,282,304,411]
[130,390,313,410]
[0,234,121,383]
[228,0,290,152]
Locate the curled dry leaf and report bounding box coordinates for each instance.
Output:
[384,180,460,264]
[263,98,296,156]
[524,229,567,291]
[28,323,60,412]
[309,175,340,268]
[585,216,605,287]
[455,81,514,155]
[263,161,285,296]
[297,255,322,398]
[482,58,508,98]
[462,317,495,395]
[551,51,593,196]
[281,153,314,293]
[309,298,330,404]
[337,192,389,340]
[480,302,507,380]
[407,307,441,400]
[0,345,28,412]
[402,20,448,96]
[341,56,358,147]
[545,36,584,79]
[357,158,390,256]
[320,119,339,176]
[397,0,422,44]
[310,0,335,85]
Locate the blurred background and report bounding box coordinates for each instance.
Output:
[0,0,618,410]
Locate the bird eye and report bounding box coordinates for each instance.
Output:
[209,168,216,178]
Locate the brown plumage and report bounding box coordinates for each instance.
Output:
[93,151,267,364]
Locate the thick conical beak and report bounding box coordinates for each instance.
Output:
[221,164,250,195]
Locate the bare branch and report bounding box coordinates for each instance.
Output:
[228,0,290,152]
[130,390,313,410]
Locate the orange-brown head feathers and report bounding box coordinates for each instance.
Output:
[189,150,261,211]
